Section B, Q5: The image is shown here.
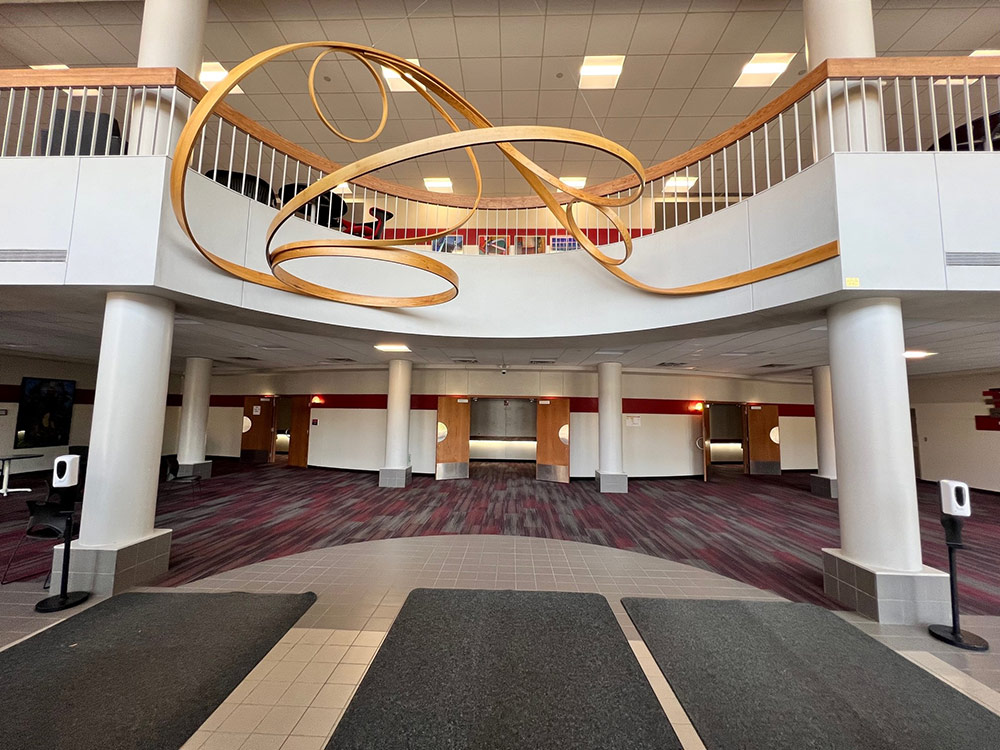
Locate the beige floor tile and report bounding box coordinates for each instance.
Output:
[225,680,258,704]
[313,644,349,663]
[326,630,359,645]
[298,628,334,645]
[311,682,355,709]
[267,661,307,682]
[277,682,323,707]
[200,703,238,732]
[292,706,342,737]
[218,704,265,733]
[239,735,286,750]
[295,662,337,683]
[352,630,386,648]
[245,681,292,706]
[255,706,307,735]
[341,645,377,664]
[283,643,323,662]
[180,730,212,750]
[328,663,367,684]
[279,736,326,750]
[202,732,250,750]
[673,723,707,750]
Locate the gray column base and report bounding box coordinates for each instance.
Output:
[51,528,172,596]
[178,460,213,479]
[595,470,628,493]
[379,466,412,488]
[810,474,838,498]
[436,462,469,480]
[822,548,951,625]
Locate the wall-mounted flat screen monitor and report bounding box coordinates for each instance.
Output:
[14,377,76,449]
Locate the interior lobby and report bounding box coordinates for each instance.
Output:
[1,0,999,748]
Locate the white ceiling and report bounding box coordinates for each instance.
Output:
[1,287,998,380]
[1,1,998,194]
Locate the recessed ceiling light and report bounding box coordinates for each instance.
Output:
[662,175,698,192]
[579,55,625,89]
[30,64,68,70]
[381,59,424,92]
[423,177,453,193]
[720,352,750,357]
[903,350,937,359]
[595,350,624,356]
[375,343,411,353]
[200,62,243,93]
[560,176,587,189]
[734,53,795,88]
[970,50,1000,57]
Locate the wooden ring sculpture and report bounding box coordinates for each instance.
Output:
[170,43,838,308]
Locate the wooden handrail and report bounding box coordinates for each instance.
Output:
[2,56,999,209]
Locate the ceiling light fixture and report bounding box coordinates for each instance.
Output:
[333,183,353,194]
[559,176,587,189]
[375,343,411,353]
[423,177,453,193]
[903,350,937,359]
[381,58,424,92]
[970,50,1000,57]
[734,53,795,88]
[662,175,698,192]
[200,62,243,93]
[579,55,625,89]
[30,64,68,70]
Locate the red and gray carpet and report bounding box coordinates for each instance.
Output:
[1,460,997,614]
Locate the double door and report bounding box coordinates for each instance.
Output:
[702,402,780,481]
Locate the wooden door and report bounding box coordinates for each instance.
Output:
[288,395,311,468]
[241,395,275,463]
[436,396,470,479]
[744,403,781,475]
[701,404,711,482]
[536,398,570,483]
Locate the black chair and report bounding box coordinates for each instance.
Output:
[0,480,77,588]
[931,110,1000,151]
[279,184,394,239]
[205,169,276,206]
[41,109,123,156]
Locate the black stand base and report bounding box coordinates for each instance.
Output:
[35,590,90,613]
[928,623,990,652]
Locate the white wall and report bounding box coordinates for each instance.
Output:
[207,407,243,458]
[910,371,1000,492]
[308,408,386,472]
[778,416,818,471]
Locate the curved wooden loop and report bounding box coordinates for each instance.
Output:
[170,42,840,308]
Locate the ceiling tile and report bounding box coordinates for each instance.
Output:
[627,13,685,54]
[715,11,781,53]
[584,14,639,55]
[670,12,732,54]
[461,58,502,91]
[410,17,459,57]
[501,57,542,91]
[500,16,545,57]
[541,15,591,57]
[456,16,500,57]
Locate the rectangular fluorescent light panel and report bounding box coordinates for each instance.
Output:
[970,50,1000,56]
[903,350,937,359]
[579,55,625,89]
[200,62,243,93]
[424,177,453,193]
[559,176,587,189]
[375,344,411,353]
[734,53,795,88]
[30,64,68,70]
[381,59,424,92]
[662,175,698,192]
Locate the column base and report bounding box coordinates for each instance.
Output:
[51,528,172,596]
[810,474,838,498]
[379,466,412,488]
[178,460,212,479]
[435,462,469,480]
[595,470,628,493]
[822,548,951,625]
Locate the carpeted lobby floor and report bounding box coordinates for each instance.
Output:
[2,460,998,614]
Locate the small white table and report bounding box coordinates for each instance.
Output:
[0,454,42,497]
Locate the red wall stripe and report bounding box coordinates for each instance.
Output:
[411,394,439,410]
[311,394,388,409]
[209,395,246,408]
[777,404,815,417]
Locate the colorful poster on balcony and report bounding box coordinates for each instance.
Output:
[479,235,509,255]
[514,235,545,254]
[550,235,580,252]
[431,235,463,253]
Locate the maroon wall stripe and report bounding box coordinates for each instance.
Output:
[311,394,389,409]
[209,395,247,408]
[0,384,20,402]
[777,404,815,417]
[411,394,439,410]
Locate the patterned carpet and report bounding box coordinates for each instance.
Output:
[1,460,997,614]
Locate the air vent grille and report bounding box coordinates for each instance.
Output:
[451,357,478,364]
[529,358,557,365]
[657,362,688,368]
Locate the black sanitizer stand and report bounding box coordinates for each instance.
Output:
[927,512,989,652]
[35,456,91,614]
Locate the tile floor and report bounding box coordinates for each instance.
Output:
[2,534,999,750]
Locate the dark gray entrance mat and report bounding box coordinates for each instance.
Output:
[623,598,1000,750]
[327,588,680,750]
[0,590,316,750]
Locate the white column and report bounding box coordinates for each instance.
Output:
[827,298,921,572]
[810,364,838,497]
[132,0,209,155]
[176,356,212,475]
[79,292,175,547]
[380,359,413,487]
[596,362,627,492]
[137,0,209,76]
[803,0,882,156]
